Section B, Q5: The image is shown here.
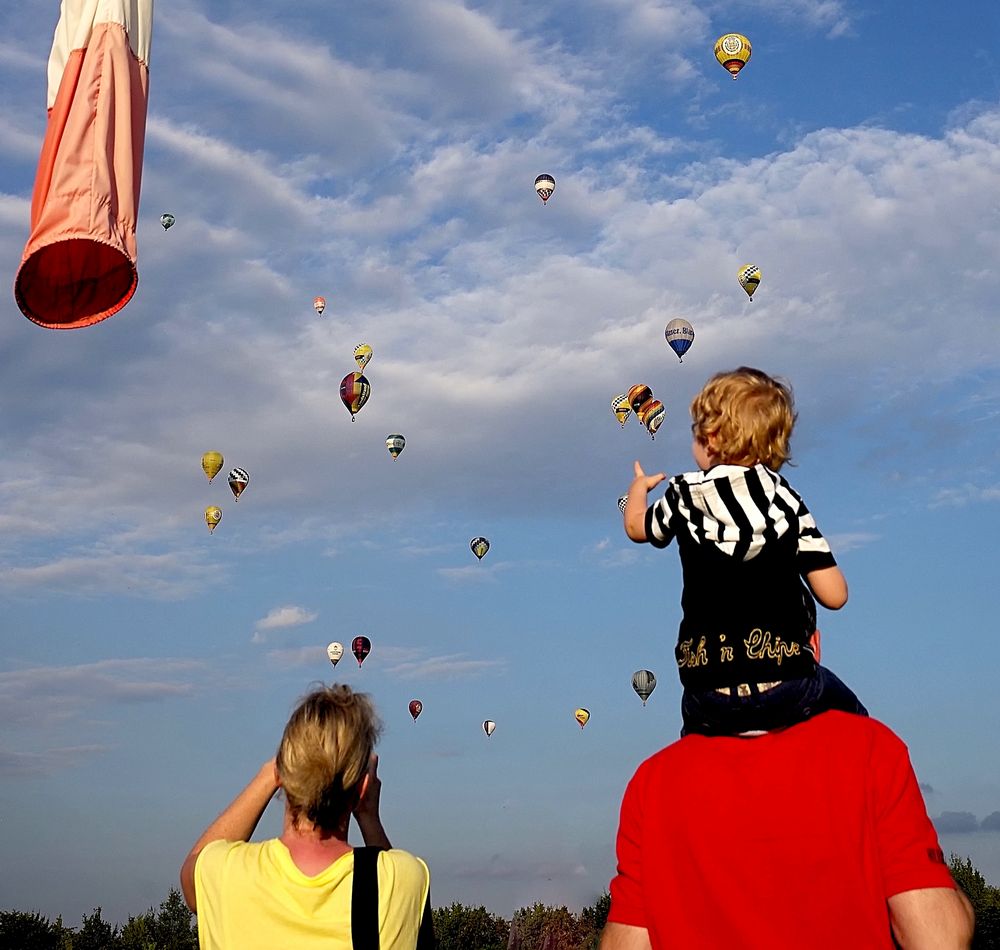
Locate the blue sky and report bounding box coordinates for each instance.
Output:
[2,0,1000,925]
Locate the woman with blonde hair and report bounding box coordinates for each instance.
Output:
[180,684,433,949]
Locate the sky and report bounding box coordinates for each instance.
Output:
[1,0,1000,926]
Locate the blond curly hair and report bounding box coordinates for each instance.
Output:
[690,367,796,470]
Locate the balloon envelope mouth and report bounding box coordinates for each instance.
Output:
[15,238,137,329]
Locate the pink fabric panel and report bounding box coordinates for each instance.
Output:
[15,21,149,329]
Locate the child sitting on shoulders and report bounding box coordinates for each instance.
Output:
[623,366,867,736]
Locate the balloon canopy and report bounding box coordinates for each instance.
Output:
[575,708,591,729]
[714,33,751,78]
[340,372,371,421]
[409,700,423,722]
[201,452,224,482]
[611,393,632,427]
[534,174,555,203]
[483,720,496,738]
[205,506,222,533]
[160,213,175,230]
[327,642,344,667]
[354,344,373,372]
[632,669,657,705]
[470,537,490,560]
[313,296,326,315]
[665,318,694,362]
[386,434,406,459]
[738,264,762,299]
[228,467,249,501]
[352,636,371,667]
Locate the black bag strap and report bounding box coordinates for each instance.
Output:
[352,845,386,950]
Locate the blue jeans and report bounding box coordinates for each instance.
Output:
[681,665,868,737]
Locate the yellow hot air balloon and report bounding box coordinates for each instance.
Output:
[715,33,751,79]
[201,452,224,482]
[354,343,373,372]
[575,708,591,729]
[205,506,222,533]
[611,393,632,427]
[738,264,761,300]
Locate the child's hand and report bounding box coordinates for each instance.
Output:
[631,460,666,493]
[623,461,666,542]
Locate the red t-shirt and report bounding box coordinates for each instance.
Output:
[608,712,954,949]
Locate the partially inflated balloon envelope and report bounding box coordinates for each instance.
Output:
[627,384,652,415]
[228,467,249,501]
[354,344,373,372]
[534,174,555,204]
[611,394,632,427]
[340,373,371,421]
[408,700,423,722]
[160,213,175,230]
[638,399,665,439]
[386,434,405,459]
[352,636,371,667]
[313,296,326,315]
[575,708,590,729]
[14,0,154,329]
[714,33,751,79]
[327,642,344,667]
[665,319,694,362]
[205,506,222,533]
[632,669,656,705]
[202,452,224,482]
[483,720,496,738]
[738,264,761,300]
[470,537,490,560]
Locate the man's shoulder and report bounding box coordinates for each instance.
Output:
[379,848,430,882]
[636,713,906,776]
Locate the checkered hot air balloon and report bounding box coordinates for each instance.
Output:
[738,264,762,300]
[534,174,555,204]
[228,467,249,501]
[611,394,632,427]
[354,344,373,371]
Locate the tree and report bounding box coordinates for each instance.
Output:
[508,903,583,950]
[0,910,61,950]
[577,892,611,950]
[949,854,1000,949]
[433,902,509,950]
[151,889,197,950]
[73,907,119,950]
[118,912,157,950]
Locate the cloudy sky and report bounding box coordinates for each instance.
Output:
[2,0,999,925]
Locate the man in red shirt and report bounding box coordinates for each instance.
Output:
[603,712,974,949]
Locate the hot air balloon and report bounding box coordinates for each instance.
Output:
[738,264,761,300]
[160,213,175,230]
[611,394,632,427]
[575,708,591,729]
[205,506,222,533]
[632,669,657,705]
[627,384,652,415]
[313,296,326,315]
[714,33,751,79]
[327,642,344,667]
[665,318,694,362]
[637,399,666,439]
[386,434,405,459]
[340,372,371,421]
[483,720,496,738]
[352,636,371,667]
[534,174,555,204]
[618,494,628,514]
[470,537,490,560]
[408,699,423,722]
[201,452,224,482]
[354,344,373,371]
[228,467,249,501]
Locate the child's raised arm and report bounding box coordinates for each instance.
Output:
[806,565,848,610]
[624,460,666,543]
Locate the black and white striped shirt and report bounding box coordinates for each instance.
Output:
[645,463,837,688]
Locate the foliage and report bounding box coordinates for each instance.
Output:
[0,910,62,950]
[148,889,197,950]
[433,902,509,950]
[950,854,1000,950]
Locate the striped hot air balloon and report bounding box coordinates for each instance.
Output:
[228,467,249,501]
[632,670,657,706]
[534,174,555,204]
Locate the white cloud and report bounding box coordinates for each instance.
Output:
[826,532,879,554]
[252,605,319,643]
[0,745,110,778]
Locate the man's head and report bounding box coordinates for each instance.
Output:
[690,366,796,470]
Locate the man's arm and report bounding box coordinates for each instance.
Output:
[600,922,652,950]
[805,565,848,609]
[888,886,974,949]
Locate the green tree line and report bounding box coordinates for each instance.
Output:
[2,855,997,949]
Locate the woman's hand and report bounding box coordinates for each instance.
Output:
[354,754,391,849]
